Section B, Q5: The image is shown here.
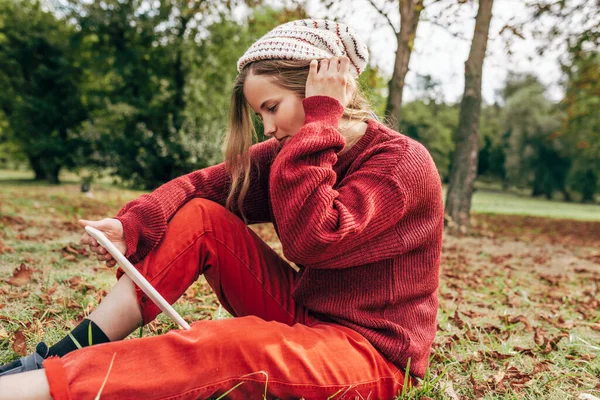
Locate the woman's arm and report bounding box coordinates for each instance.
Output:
[270,96,442,268]
[115,139,278,264]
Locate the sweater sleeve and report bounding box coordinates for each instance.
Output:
[115,139,278,264]
[269,96,408,268]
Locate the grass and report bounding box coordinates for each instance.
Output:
[6,168,600,221]
[469,189,600,222]
[1,171,599,399]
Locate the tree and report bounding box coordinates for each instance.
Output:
[477,103,505,183]
[501,75,567,199]
[325,0,424,130]
[64,0,283,189]
[444,0,494,233]
[0,0,88,183]
[384,0,425,130]
[523,0,599,203]
[561,51,600,203]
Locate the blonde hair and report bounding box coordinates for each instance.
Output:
[225,59,373,222]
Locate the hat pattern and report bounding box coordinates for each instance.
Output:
[237,19,369,77]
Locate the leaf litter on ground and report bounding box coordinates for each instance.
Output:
[0,182,599,399]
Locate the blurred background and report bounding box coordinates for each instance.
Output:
[0,0,598,229]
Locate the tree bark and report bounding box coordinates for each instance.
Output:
[384,0,423,131]
[445,0,494,234]
[29,156,45,181]
[28,155,60,183]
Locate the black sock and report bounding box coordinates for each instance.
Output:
[47,319,110,357]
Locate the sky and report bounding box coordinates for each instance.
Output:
[49,0,578,106]
[303,0,567,105]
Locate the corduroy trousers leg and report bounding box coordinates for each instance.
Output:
[43,198,407,400]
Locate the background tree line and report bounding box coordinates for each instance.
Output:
[0,0,598,226]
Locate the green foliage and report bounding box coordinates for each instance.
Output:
[477,104,506,180]
[0,0,89,183]
[358,65,388,119]
[184,6,309,161]
[561,51,600,202]
[63,0,200,189]
[399,100,457,180]
[501,73,568,199]
[64,2,308,189]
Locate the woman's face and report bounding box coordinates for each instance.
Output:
[243,73,305,146]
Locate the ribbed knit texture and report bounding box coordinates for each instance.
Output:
[114,96,444,378]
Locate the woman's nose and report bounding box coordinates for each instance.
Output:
[263,121,276,137]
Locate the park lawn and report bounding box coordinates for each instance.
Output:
[0,174,599,399]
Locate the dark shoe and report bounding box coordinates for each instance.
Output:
[0,342,48,376]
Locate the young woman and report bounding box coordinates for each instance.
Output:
[0,19,443,399]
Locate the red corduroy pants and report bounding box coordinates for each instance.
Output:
[43,198,407,399]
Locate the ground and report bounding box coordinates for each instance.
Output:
[0,175,599,399]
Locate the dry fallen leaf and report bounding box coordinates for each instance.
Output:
[11,330,27,356]
[451,309,465,330]
[465,329,478,341]
[514,346,535,357]
[589,323,600,331]
[4,263,34,286]
[532,360,553,374]
[470,374,485,398]
[66,276,96,291]
[507,315,533,332]
[7,290,30,299]
[63,245,79,255]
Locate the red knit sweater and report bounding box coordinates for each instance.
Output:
[115,96,444,378]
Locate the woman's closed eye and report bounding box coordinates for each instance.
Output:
[254,105,276,120]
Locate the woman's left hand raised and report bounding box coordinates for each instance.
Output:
[305,56,355,108]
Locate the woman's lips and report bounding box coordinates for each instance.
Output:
[278,137,289,146]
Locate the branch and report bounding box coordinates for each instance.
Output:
[421,17,468,41]
[364,0,398,34]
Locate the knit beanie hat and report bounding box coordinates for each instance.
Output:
[237,19,369,77]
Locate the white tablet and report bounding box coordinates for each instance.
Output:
[85,226,191,330]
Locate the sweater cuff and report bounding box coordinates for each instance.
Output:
[113,213,141,262]
[302,96,344,125]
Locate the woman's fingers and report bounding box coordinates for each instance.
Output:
[306,56,352,107]
[338,56,350,73]
[89,245,107,255]
[319,58,329,73]
[96,252,113,261]
[310,59,318,75]
[80,232,98,247]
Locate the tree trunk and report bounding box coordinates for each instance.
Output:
[44,165,60,185]
[27,154,60,183]
[29,155,45,181]
[384,0,423,131]
[445,0,494,234]
[581,169,597,203]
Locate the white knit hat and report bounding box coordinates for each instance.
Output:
[237,19,369,77]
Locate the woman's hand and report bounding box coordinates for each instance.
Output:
[78,218,126,268]
[305,56,355,107]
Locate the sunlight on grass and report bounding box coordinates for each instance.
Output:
[440,186,600,221]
